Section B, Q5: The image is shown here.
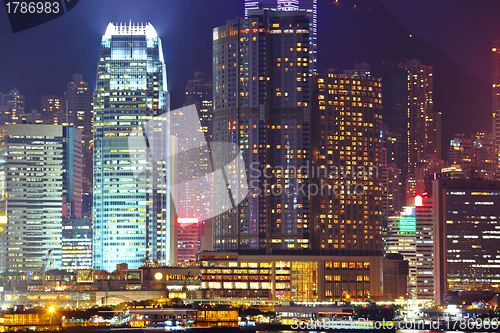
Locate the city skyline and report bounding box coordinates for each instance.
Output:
[0,0,498,150]
[1,0,500,317]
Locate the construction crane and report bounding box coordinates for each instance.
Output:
[39,249,53,282]
[182,271,191,292]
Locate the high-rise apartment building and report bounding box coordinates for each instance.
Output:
[212,10,313,254]
[184,72,213,143]
[310,73,383,300]
[398,59,435,170]
[182,72,213,255]
[492,41,500,177]
[0,105,10,125]
[93,22,172,271]
[311,73,382,256]
[0,88,25,124]
[434,179,500,304]
[65,74,94,217]
[397,59,440,203]
[20,109,42,124]
[210,10,383,301]
[448,131,496,181]
[66,74,93,154]
[244,0,271,16]
[0,125,82,272]
[40,95,65,125]
[411,158,445,199]
[244,0,317,71]
[380,123,401,217]
[381,164,400,218]
[372,62,419,211]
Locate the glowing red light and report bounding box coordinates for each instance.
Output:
[414,195,423,207]
[177,217,198,224]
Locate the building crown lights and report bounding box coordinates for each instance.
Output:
[104,22,158,39]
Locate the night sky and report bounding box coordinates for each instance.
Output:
[1,0,499,115]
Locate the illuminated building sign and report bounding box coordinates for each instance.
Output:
[399,216,416,233]
[127,271,142,281]
[414,195,423,207]
[177,217,198,224]
[401,206,415,216]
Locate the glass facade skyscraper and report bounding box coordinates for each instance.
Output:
[434,179,500,304]
[93,22,171,271]
[0,125,81,272]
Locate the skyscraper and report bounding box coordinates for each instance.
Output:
[182,72,213,254]
[244,0,317,71]
[311,73,382,254]
[492,41,500,177]
[447,131,496,181]
[381,164,400,218]
[398,59,439,203]
[244,0,274,18]
[310,73,383,301]
[372,62,410,211]
[413,195,435,302]
[93,22,171,271]
[0,125,81,272]
[176,217,200,265]
[434,179,500,304]
[63,128,83,218]
[384,210,417,282]
[184,72,213,143]
[0,88,25,124]
[65,74,94,217]
[384,196,435,304]
[66,74,93,152]
[40,95,64,125]
[62,217,92,271]
[0,105,10,125]
[213,9,312,253]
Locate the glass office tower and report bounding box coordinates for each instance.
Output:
[93,22,171,271]
[0,125,81,272]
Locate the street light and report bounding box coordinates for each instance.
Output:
[48,306,55,327]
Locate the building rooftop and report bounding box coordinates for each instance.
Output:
[103,22,158,39]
